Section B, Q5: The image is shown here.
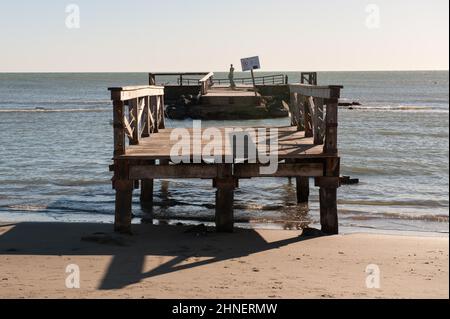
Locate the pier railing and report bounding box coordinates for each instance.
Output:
[289,84,342,154]
[300,72,318,85]
[212,74,288,86]
[108,86,165,156]
[149,72,210,86]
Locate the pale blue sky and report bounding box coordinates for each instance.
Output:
[0,0,448,71]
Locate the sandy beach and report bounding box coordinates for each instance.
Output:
[0,222,447,299]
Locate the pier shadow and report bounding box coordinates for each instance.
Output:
[0,222,321,290]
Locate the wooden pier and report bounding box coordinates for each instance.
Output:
[108,78,343,235]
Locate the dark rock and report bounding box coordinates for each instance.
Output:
[339,101,361,107]
[166,105,187,119]
[340,176,360,185]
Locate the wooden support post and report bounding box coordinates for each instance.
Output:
[149,73,156,85]
[319,186,338,234]
[129,98,139,145]
[313,98,325,145]
[141,96,150,138]
[215,178,235,232]
[296,176,310,204]
[304,97,313,138]
[114,179,133,234]
[324,98,338,154]
[140,179,154,212]
[289,92,298,127]
[150,96,159,133]
[113,100,125,156]
[214,164,235,232]
[316,157,340,234]
[158,95,165,129]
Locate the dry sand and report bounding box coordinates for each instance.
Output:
[0,222,448,299]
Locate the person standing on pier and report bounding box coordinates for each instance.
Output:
[229,64,236,89]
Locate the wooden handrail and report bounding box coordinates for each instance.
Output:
[199,72,214,95]
[288,84,342,155]
[108,86,165,155]
[148,72,210,86]
[212,74,287,86]
[301,72,318,85]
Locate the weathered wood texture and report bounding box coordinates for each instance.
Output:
[109,80,343,235]
[296,176,310,204]
[115,126,334,161]
[114,179,133,234]
[108,86,165,156]
[288,84,341,156]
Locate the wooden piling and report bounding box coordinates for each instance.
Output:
[296,177,310,204]
[319,187,338,234]
[214,164,235,232]
[214,178,235,233]
[114,179,134,234]
[140,179,154,211]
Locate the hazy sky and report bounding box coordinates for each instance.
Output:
[0,0,448,72]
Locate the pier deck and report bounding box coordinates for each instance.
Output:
[116,126,330,161]
[108,80,343,235]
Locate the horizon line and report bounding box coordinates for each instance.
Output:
[0,69,449,74]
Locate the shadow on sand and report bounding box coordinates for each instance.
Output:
[0,222,321,290]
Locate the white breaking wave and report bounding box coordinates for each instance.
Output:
[344,105,449,113]
[0,108,110,113]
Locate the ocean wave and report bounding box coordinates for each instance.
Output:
[0,100,110,106]
[339,198,448,208]
[0,108,110,113]
[339,209,449,223]
[343,105,449,113]
[7,204,48,212]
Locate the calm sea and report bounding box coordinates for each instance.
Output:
[0,71,448,234]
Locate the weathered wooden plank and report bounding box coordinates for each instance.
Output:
[129,98,139,145]
[296,176,310,204]
[320,187,338,234]
[289,84,342,99]
[114,179,133,234]
[109,86,164,101]
[151,96,159,133]
[129,164,219,179]
[315,176,341,188]
[304,96,313,138]
[214,164,234,232]
[234,163,323,177]
[141,96,150,138]
[215,182,234,232]
[313,97,325,145]
[158,95,165,129]
[324,99,338,154]
[140,179,154,211]
[122,115,133,140]
[113,100,125,156]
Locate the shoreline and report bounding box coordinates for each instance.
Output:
[0,221,448,299]
[0,216,450,238]
[0,218,448,238]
